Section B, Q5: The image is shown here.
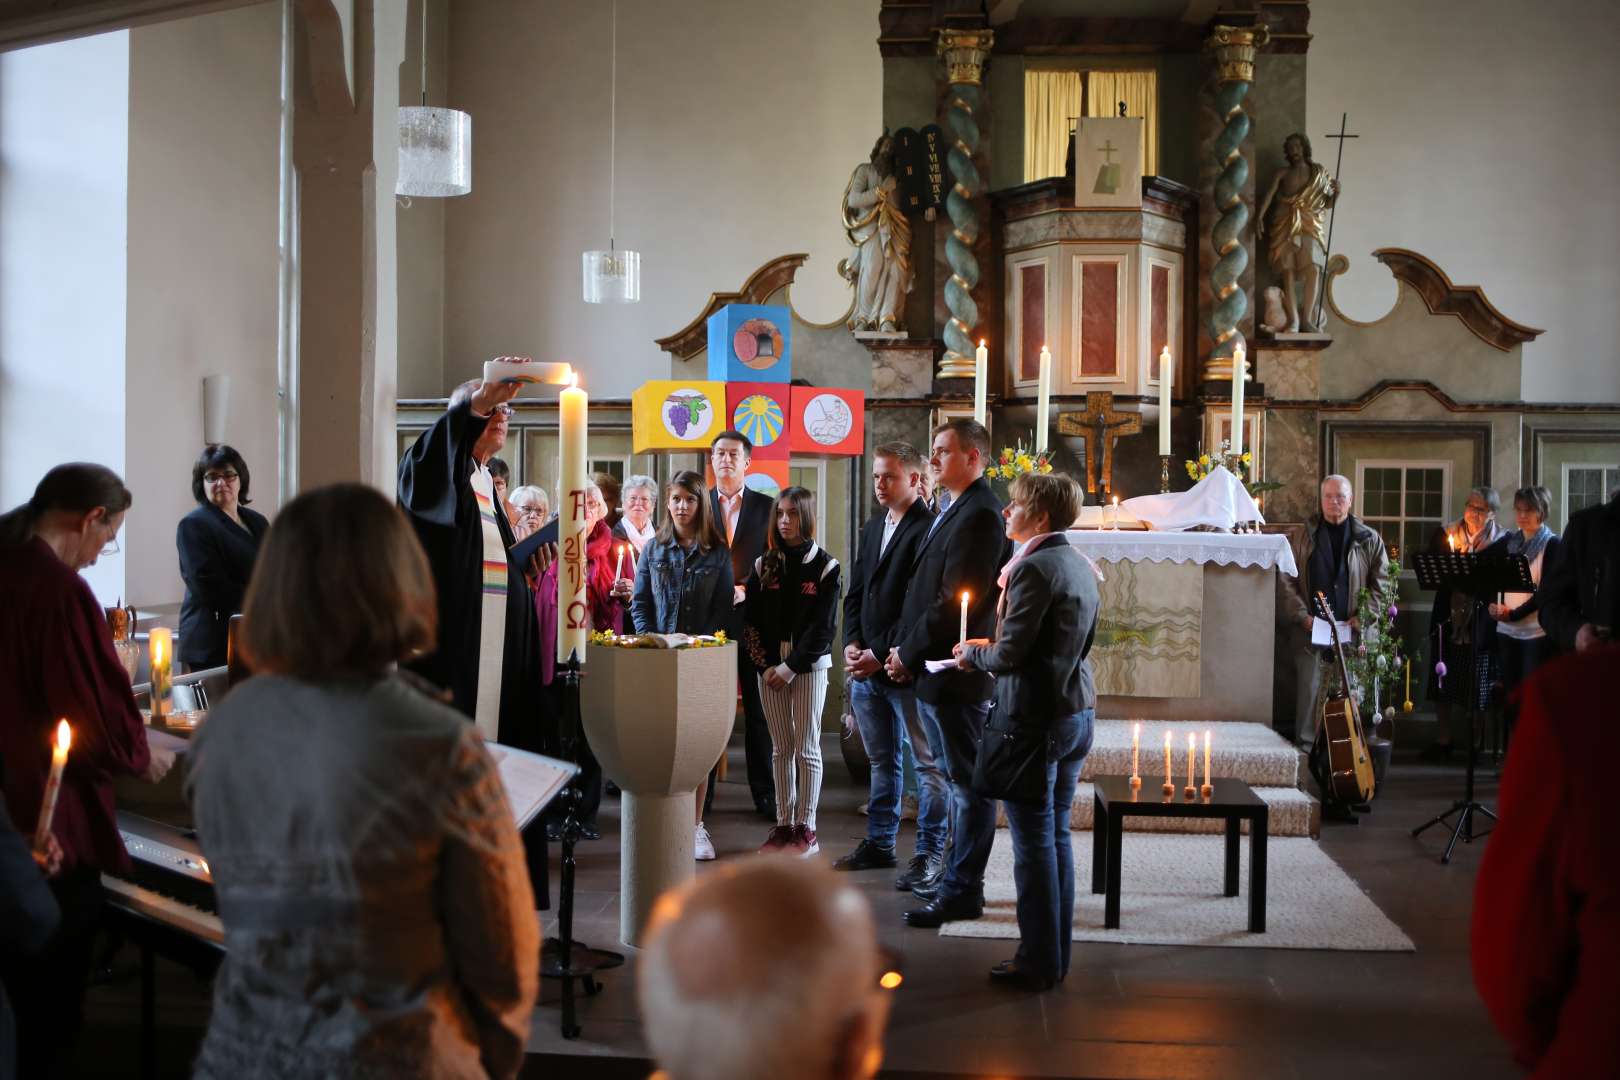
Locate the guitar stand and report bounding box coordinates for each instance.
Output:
[540,656,623,1039]
[1411,703,1495,863]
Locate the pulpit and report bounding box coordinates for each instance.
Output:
[580,643,736,946]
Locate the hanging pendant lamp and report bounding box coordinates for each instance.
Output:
[583,0,640,302]
[397,1,471,198]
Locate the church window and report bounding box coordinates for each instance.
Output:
[1024,69,1157,183]
[1562,464,1620,529]
[1355,461,1450,562]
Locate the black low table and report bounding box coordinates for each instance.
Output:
[1091,775,1269,933]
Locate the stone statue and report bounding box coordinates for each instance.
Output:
[1259,286,1289,334]
[840,133,914,334]
[1257,132,1340,333]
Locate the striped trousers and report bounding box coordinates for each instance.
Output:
[759,662,829,831]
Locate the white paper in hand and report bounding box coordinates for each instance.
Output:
[924,659,957,674]
[1311,617,1350,647]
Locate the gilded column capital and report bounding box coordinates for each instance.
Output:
[1204,24,1270,84]
[936,29,994,87]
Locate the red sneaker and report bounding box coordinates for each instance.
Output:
[759,826,795,854]
[795,825,820,858]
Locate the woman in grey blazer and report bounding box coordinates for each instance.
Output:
[955,472,1098,991]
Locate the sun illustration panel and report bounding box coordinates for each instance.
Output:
[725,383,790,460]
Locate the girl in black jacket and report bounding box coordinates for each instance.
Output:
[743,487,840,857]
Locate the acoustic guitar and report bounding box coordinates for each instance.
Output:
[1313,591,1377,806]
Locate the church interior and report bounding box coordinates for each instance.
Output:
[2,0,1617,1077]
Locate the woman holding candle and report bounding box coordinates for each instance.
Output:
[612,474,659,554]
[0,463,169,1075]
[1485,486,1562,747]
[953,472,1098,991]
[1421,485,1504,761]
[176,444,270,671]
[186,484,538,1079]
[631,471,734,860]
[743,487,842,858]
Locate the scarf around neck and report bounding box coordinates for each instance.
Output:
[1505,523,1554,565]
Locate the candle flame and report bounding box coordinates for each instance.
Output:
[1188,732,1195,749]
[567,372,579,389]
[150,630,167,665]
[979,339,986,347]
[879,971,903,990]
[961,591,970,603]
[1164,731,1171,747]
[55,719,71,752]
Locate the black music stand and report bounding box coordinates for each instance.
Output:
[1410,551,1532,863]
[540,654,623,1039]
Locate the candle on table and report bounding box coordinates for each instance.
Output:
[33,720,71,854]
[959,591,970,644]
[557,374,590,664]
[1204,729,1212,787]
[973,340,988,426]
[1230,343,1246,462]
[1111,495,1120,531]
[1036,345,1052,454]
[148,627,172,722]
[1131,722,1141,786]
[1163,731,1172,788]
[1186,731,1196,792]
[1157,346,1173,457]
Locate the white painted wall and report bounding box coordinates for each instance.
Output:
[124,4,282,607]
[442,0,880,397]
[0,32,131,605]
[1309,0,1620,403]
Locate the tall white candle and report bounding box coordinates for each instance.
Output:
[1204,728,1212,787]
[1187,731,1196,790]
[1158,346,1173,457]
[1163,731,1172,786]
[1230,344,1246,463]
[1035,345,1052,454]
[613,543,626,582]
[959,591,970,643]
[1132,722,1141,781]
[34,720,71,853]
[973,341,988,426]
[557,375,590,664]
[148,627,172,722]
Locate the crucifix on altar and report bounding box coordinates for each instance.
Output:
[1056,391,1142,496]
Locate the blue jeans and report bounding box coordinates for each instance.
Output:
[850,677,947,856]
[1003,708,1095,983]
[916,697,997,898]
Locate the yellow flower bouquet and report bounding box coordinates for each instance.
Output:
[984,442,1054,481]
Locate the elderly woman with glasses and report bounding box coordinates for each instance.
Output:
[177,445,270,671]
[507,485,550,541]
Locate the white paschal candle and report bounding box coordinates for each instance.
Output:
[1158,346,1173,456]
[148,627,172,722]
[1036,345,1052,454]
[973,340,988,426]
[1230,343,1246,462]
[34,720,71,853]
[557,375,590,664]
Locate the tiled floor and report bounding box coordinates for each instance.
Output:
[71,737,1517,1080]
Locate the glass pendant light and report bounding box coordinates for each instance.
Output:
[583,0,640,303]
[397,1,471,198]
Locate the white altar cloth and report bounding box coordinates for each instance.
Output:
[1064,530,1298,577]
[1074,465,1262,533]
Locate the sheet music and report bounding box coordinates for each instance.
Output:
[485,743,578,830]
[1311,617,1351,647]
[924,659,957,674]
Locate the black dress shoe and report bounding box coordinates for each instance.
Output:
[903,891,983,928]
[893,853,940,891]
[833,840,898,872]
[578,823,602,841]
[989,959,1055,992]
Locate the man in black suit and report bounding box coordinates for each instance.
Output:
[709,429,777,818]
[833,442,948,889]
[886,418,1011,927]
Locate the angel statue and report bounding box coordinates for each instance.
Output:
[839,132,914,334]
[1257,132,1340,334]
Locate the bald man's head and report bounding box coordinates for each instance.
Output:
[638,859,888,1080]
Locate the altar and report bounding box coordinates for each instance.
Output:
[1066,531,1297,724]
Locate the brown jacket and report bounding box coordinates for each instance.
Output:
[1279,513,1391,629]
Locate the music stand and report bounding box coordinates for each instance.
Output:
[1410,551,1532,863]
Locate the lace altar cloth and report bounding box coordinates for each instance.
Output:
[1064,530,1298,577]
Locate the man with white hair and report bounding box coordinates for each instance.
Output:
[1279,474,1389,749]
[638,859,892,1080]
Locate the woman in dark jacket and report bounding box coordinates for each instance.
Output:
[742,487,841,858]
[177,445,269,670]
[1486,486,1561,744]
[630,470,733,859]
[956,472,1098,992]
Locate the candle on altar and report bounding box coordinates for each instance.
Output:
[1157,346,1173,456]
[1036,345,1052,454]
[1230,343,1246,462]
[1131,722,1141,783]
[959,591,970,643]
[1111,495,1120,531]
[148,627,172,722]
[557,374,589,664]
[1187,731,1196,790]
[973,341,988,426]
[33,720,71,854]
[613,543,626,581]
[1204,729,1212,787]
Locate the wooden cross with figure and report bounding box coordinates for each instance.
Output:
[1056,391,1142,495]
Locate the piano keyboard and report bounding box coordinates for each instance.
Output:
[101,874,223,947]
[107,811,222,955]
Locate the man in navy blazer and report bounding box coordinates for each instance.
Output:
[886,418,1012,927]
[709,430,778,819]
[834,442,948,890]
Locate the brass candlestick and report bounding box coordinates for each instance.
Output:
[1200,783,1213,799]
[1161,782,1174,798]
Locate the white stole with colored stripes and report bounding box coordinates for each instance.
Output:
[469,463,508,741]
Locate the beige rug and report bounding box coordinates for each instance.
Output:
[940,831,1413,952]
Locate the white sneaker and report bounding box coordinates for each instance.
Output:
[694,823,716,861]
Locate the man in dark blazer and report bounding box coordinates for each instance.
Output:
[1539,489,1620,654]
[834,442,947,890]
[885,418,1012,928]
[709,429,777,818]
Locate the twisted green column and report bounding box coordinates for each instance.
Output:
[1203,25,1269,374]
[935,29,993,380]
